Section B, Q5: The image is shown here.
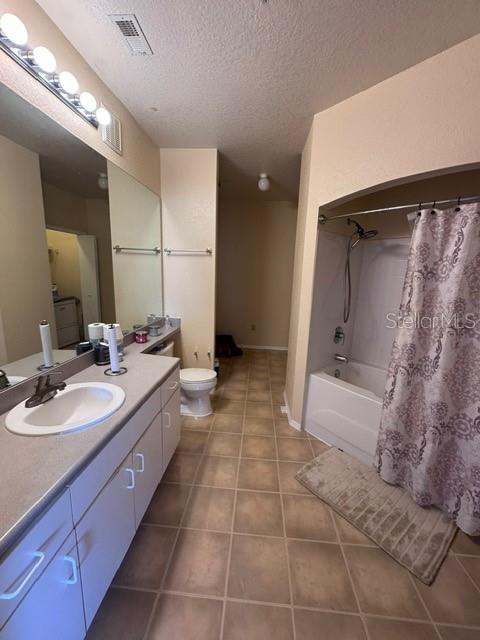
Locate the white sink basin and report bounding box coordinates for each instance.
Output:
[5,382,125,436]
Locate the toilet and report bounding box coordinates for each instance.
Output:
[180,368,218,417]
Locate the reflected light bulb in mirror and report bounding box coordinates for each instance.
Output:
[58,70,78,95]
[79,91,97,112]
[95,107,111,126]
[32,46,56,73]
[258,173,270,192]
[0,13,28,45]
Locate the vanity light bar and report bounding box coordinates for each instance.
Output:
[0,13,111,129]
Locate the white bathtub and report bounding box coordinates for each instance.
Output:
[304,360,387,465]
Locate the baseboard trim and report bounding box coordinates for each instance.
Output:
[238,344,288,351]
[283,391,301,431]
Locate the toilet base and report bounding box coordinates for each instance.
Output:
[180,393,213,418]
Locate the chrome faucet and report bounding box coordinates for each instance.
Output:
[334,354,349,364]
[25,372,66,408]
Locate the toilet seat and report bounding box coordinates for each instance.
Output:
[180,368,217,385]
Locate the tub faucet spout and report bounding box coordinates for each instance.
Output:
[334,354,349,364]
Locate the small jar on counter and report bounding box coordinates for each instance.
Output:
[135,330,149,344]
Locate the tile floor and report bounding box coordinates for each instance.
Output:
[87,349,480,640]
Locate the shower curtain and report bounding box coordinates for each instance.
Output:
[375,203,480,535]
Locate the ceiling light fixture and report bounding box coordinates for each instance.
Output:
[97,172,108,190]
[0,12,111,129]
[258,173,270,192]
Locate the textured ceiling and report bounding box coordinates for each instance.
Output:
[0,84,107,198]
[36,0,480,201]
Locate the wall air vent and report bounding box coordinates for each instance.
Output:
[101,106,123,155]
[108,14,153,56]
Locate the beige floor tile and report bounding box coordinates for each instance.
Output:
[310,438,330,456]
[195,455,238,488]
[223,602,294,640]
[113,525,177,590]
[365,618,437,640]
[215,399,245,415]
[182,486,235,531]
[278,461,312,495]
[222,388,247,401]
[177,430,209,454]
[234,491,284,536]
[207,432,242,456]
[288,540,357,611]
[246,402,273,418]
[228,534,291,604]
[271,390,285,404]
[86,587,156,640]
[275,419,306,438]
[277,438,312,462]
[164,529,230,596]
[333,513,376,546]
[143,483,191,526]
[181,415,213,431]
[294,609,366,640]
[416,556,480,625]
[244,416,275,436]
[452,530,480,555]
[248,379,271,391]
[163,453,201,483]
[283,495,337,541]
[212,414,244,433]
[437,626,480,640]
[273,404,285,418]
[344,546,427,619]
[242,435,277,459]
[147,594,222,640]
[247,389,272,403]
[224,379,248,391]
[271,380,286,391]
[238,459,279,492]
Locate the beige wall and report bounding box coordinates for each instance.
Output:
[161,149,218,368]
[286,33,480,426]
[108,162,162,330]
[46,229,81,300]
[0,0,160,194]
[42,182,88,233]
[85,198,115,323]
[216,200,297,349]
[0,134,56,364]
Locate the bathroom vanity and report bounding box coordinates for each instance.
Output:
[0,334,181,639]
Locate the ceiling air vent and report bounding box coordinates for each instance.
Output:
[101,107,122,155]
[109,14,153,56]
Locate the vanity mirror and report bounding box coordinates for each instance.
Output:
[0,83,162,388]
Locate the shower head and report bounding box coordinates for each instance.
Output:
[348,218,378,240]
[362,229,378,240]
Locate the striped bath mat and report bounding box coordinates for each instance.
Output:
[296,448,457,584]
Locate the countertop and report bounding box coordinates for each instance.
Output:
[0,326,180,558]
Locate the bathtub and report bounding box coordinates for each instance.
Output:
[304,360,387,465]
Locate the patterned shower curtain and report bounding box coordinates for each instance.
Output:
[375,203,480,535]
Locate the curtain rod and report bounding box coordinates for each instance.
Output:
[318,195,480,224]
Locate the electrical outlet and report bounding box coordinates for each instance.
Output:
[251,324,256,331]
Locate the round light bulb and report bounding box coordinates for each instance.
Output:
[95,107,111,126]
[258,173,270,192]
[79,91,97,112]
[32,46,56,73]
[97,172,108,191]
[58,70,78,95]
[0,13,28,46]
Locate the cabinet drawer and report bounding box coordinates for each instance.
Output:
[69,388,161,523]
[133,414,163,528]
[76,453,136,628]
[54,301,77,328]
[0,491,73,629]
[161,366,180,407]
[1,531,85,640]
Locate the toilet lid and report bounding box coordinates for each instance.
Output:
[180,368,217,383]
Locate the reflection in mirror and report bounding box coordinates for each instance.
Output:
[0,83,162,388]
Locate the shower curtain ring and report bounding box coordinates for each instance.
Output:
[455,196,461,212]
[431,201,436,214]
[417,202,422,217]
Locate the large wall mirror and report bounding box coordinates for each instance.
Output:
[0,83,162,388]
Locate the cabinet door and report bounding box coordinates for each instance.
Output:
[1,531,85,640]
[76,453,136,629]
[162,389,181,470]
[133,414,163,528]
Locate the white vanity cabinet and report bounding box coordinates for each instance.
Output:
[133,413,163,528]
[1,531,84,640]
[162,389,181,470]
